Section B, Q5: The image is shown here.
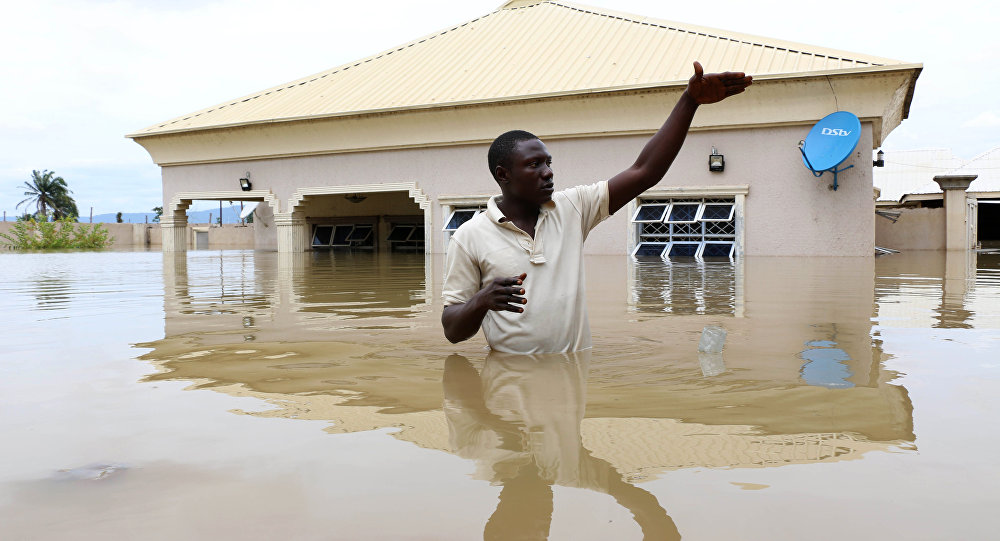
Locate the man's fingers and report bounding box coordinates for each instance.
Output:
[504,273,527,285]
[498,296,526,313]
[718,71,746,80]
[692,61,703,79]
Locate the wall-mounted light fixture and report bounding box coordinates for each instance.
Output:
[344,193,368,204]
[873,149,885,167]
[239,172,252,191]
[709,147,725,172]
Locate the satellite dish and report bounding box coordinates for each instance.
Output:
[798,111,861,191]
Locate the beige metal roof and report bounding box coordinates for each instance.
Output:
[130,0,910,138]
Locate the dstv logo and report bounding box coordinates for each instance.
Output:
[821,128,853,136]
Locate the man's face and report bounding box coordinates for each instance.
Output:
[499,138,554,206]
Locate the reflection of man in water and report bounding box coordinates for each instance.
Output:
[443,352,680,540]
[441,62,751,353]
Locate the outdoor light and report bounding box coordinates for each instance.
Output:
[239,172,252,191]
[709,147,725,172]
[873,149,885,167]
[344,193,368,204]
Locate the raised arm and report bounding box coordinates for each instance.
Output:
[607,61,752,214]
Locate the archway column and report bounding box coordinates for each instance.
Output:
[275,213,309,253]
[161,216,188,252]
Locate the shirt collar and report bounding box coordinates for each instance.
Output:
[486,194,556,224]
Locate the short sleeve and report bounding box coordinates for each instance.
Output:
[442,237,481,306]
[563,180,610,235]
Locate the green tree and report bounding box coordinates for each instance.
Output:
[116,212,123,223]
[152,206,163,223]
[17,170,76,220]
[53,191,78,221]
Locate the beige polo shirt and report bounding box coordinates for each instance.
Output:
[442,181,611,354]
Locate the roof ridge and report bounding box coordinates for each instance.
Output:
[546,0,895,67]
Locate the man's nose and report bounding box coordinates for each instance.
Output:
[542,165,553,179]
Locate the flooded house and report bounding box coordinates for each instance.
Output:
[128,0,921,257]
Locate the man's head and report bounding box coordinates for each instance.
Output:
[488,130,554,206]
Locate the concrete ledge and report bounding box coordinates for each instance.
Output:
[0,222,255,249]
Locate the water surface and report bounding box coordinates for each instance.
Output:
[1,249,998,540]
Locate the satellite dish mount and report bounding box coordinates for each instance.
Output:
[798,111,861,191]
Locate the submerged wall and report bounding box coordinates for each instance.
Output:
[0,222,255,249]
[875,207,945,250]
[160,123,877,256]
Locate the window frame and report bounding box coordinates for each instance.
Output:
[628,187,747,260]
[631,203,670,224]
[311,225,334,247]
[329,224,355,247]
[631,242,669,258]
[663,241,703,259]
[347,224,373,242]
[697,203,736,222]
[442,208,482,232]
[698,241,736,259]
[664,202,702,224]
[387,224,416,242]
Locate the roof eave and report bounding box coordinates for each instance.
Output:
[128,63,922,141]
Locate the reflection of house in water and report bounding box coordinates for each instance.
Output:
[160,251,432,341]
[873,251,995,329]
[628,259,740,316]
[137,253,921,483]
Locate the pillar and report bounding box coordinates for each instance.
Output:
[933,175,977,251]
[275,213,309,253]
[160,217,188,252]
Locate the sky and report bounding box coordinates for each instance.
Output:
[1,0,997,216]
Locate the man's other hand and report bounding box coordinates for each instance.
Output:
[480,273,527,313]
[686,61,752,105]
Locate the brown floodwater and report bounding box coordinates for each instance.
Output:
[0,249,998,540]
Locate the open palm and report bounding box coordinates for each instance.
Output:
[686,61,753,105]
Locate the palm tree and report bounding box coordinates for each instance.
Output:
[17,170,76,220]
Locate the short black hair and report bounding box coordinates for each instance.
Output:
[488,130,538,179]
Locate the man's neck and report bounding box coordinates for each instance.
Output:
[497,196,541,239]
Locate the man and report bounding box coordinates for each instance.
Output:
[442,62,752,353]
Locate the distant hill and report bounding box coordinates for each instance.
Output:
[85,205,250,224]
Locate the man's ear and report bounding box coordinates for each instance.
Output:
[494,165,509,186]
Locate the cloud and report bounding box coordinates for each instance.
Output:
[963,111,1000,128]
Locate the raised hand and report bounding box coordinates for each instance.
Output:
[686,61,752,105]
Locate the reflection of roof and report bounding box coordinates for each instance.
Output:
[875,146,1000,202]
[129,0,910,138]
[219,385,896,478]
[137,337,909,478]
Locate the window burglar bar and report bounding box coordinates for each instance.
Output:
[632,197,737,260]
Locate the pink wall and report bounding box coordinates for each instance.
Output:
[161,123,875,256]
